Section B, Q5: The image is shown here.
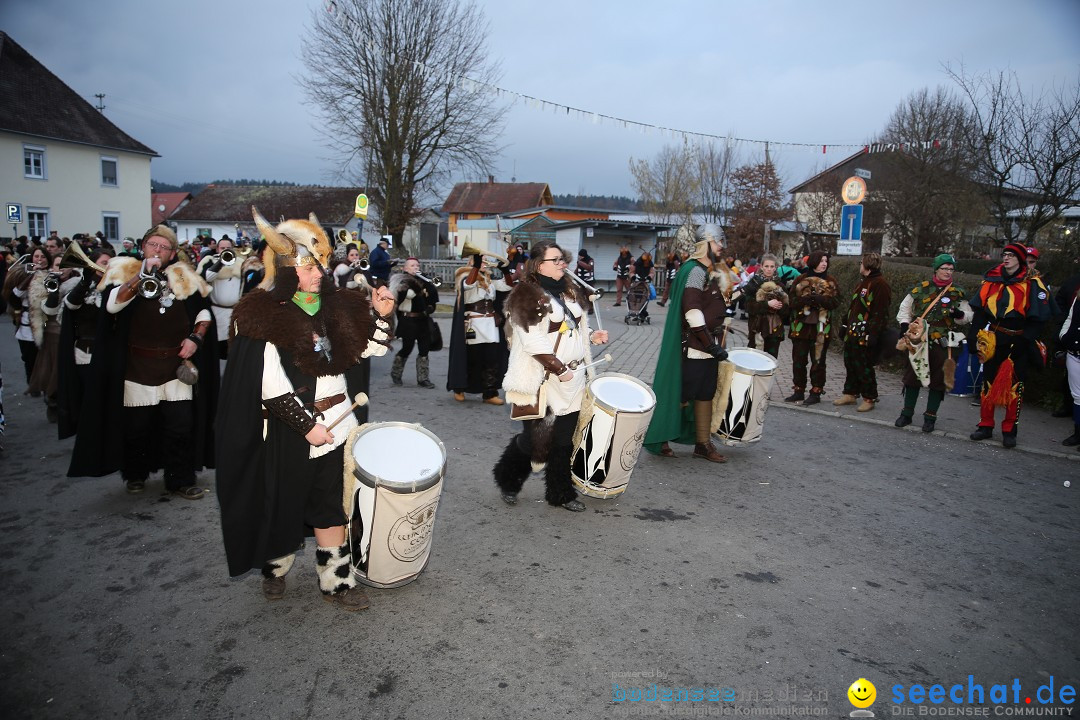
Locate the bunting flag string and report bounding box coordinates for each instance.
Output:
[323,1,952,157]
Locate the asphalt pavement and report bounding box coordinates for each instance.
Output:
[0,300,1077,719]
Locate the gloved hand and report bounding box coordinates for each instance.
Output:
[706,344,728,361]
[951,309,966,319]
[899,322,909,334]
[471,253,483,268]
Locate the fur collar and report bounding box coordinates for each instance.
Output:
[98,257,210,300]
[505,279,591,331]
[232,288,377,377]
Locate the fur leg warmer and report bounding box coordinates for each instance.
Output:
[416,356,434,387]
[262,552,297,579]
[390,355,405,385]
[543,446,577,507]
[493,435,533,495]
[315,543,356,595]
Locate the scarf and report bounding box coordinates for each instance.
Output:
[979,265,1030,319]
[291,291,321,316]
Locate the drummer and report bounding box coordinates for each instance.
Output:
[494,240,609,512]
[643,224,731,463]
[216,208,394,611]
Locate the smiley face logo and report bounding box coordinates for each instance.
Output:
[848,678,877,709]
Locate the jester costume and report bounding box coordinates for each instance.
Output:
[786,251,840,404]
[968,244,1050,446]
[838,267,891,406]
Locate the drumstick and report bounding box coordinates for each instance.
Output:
[325,392,369,431]
[578,353,613,372]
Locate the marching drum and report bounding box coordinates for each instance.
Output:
[571,373,656,499]
[345,422,446,588]
[713,348,777,446]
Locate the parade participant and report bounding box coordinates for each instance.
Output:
[67,225,218,498]
[119,237,140,258]
[742,253,788,357]
[968,244,1050,448]
[575,248,595,286]
[241,241,266,294]
[494,240,608,511]
[612,246,633,306]
[656,250,683,307]
[368,237,392,285]
[834,253,891,413]
[31,252,75,422]
[5,246,50,387]
[56,248,112,439]
[1059,287,1080,450]
[447,253,511,404]
[216,207,394,610]
[893,254,971,432]
[390,258,439,388]
[633,251,655,284]
[504,243,527,286]
[643,225,730,462]
[197,236,244,360]
[784,251,840,405]
[332,243,365,289]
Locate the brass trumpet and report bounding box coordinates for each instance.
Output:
[43,272,63,293]
[139,272,166,299]
[352,258,370,272]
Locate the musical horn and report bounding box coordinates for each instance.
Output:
[337,229,350,244]
[58,241,104,275]
[460,240,508,265]
[416,272,443,288]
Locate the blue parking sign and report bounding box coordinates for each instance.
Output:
[7,203,22,223]
[840,204,862,241]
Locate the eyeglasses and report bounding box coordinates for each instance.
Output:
[540,257,567,265]
[144,241,173,252]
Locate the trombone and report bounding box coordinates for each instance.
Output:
[416,272,442,288]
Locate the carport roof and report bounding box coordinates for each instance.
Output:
[553,219,677,233]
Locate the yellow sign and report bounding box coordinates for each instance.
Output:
[842,177,867,205]
[354,193,369,219]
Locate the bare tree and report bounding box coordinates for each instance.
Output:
[727,159,788,260]
[628,141,700,231]
[874,86,986,256]
[301,0,506,244]
[946,64,1080,246]
[695,139,736,225]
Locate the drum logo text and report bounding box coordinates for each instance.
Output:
[621,428,647,471]
[388,499,439,562]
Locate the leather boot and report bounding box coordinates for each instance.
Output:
[693,442,727,463]
[316,543,369,611]
[416,356,435,388]
[784,388,805,403]
[261,552,296,600]
[1063,424,1080,447]
[390,355,405,386]
[833,394,857,406]
[856,398,875,412]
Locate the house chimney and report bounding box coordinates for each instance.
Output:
[488,175,494,184]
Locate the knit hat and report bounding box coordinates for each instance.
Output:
[1002,243,1028,260]
[932,253,955,271]
[1025,246,1039,259]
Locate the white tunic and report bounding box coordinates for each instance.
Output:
[462,275,512,345]
[512,294,591,416]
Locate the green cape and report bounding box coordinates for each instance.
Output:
[644,259,703,452]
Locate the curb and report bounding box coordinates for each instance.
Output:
[770,401,1080,462]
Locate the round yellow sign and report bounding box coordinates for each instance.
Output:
[842,177,867,205]
[355,194,369,219]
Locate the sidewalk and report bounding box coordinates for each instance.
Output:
[591,300,1080,463]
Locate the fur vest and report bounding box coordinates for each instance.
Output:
[98,256,211,301]
[230,288,386,377]
[196,252,243,280]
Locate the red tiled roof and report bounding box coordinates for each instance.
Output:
[170,185,373,225]
[0,32,156,156]
[151,192,192,225]
[442,182,552,215]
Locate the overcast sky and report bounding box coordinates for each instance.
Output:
[3,0,1078,202]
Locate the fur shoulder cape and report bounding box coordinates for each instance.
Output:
[98,256,210,300]
[231,287,378,377]
[504,279,592,331]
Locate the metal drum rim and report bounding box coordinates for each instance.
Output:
[351,421,447,493]
[724,347,779,376]
[588,371,657,414]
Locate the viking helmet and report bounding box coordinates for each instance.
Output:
[252,206,333,290]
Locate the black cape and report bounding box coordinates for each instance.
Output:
[445,275,509,393]
[67,287,218,477]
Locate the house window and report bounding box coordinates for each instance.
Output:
[28,208,49,237]
[24,145,46,179]
[101,157,118,186]
[196,228,212,239]
[103,213,120,243]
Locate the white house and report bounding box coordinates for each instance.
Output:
[0,32,156,243]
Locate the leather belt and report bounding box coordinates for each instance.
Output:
[565,357,588,370]
[74,339,94,353]
[401,312,426,318]
[465,300,495,313]
[468,312,496,318]
[129,344,181,359]
[989,323,1023,337]
[262,393,347,420]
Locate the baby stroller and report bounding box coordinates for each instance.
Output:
[623,275,653,325]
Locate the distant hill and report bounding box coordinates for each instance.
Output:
[151,179,302,195]
[551,193,641,211]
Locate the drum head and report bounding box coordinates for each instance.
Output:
[725,348,777,375]
[591,374,656,412]
[352,422,446,492]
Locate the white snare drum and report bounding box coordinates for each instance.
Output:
[714,348,777,446]
[571,373,656,499]
[345,422,446,588]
